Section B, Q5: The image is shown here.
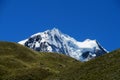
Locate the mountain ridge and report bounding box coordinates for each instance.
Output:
[19,28,107,61]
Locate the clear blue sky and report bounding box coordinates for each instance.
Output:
[0,0,120,51]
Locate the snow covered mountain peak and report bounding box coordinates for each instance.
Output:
[79,39,98,48]
[30,28,61,38]
[18,28,107,61]
[51,27,60,33]
[84,39,96,42]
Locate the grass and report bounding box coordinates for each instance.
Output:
[0,41,80,80]
[0,41,120,80]
[56,49,120,80]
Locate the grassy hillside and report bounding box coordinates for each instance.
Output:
[0,41,120,80]
[55,49,120,80]
[0,42,80,80]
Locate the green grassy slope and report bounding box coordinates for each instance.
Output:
[57,49,120,80]
[0,41,120,80]
[0,42,80,80]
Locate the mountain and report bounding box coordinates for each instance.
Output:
[0,41,120,80]
[18,28,108,61]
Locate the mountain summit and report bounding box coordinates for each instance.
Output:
[19,28,107,61]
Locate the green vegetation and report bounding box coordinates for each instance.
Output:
[0,41,120,80]
[56,49,120,80]
[0,42,80,80]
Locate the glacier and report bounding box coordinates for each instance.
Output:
[18,28,108,61]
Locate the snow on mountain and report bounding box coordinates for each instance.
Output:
[18,28,108,61]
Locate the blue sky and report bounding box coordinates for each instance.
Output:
[0,0,120,51]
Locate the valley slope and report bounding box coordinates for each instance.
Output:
[0,41,120,80]
[0,42,81,80]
